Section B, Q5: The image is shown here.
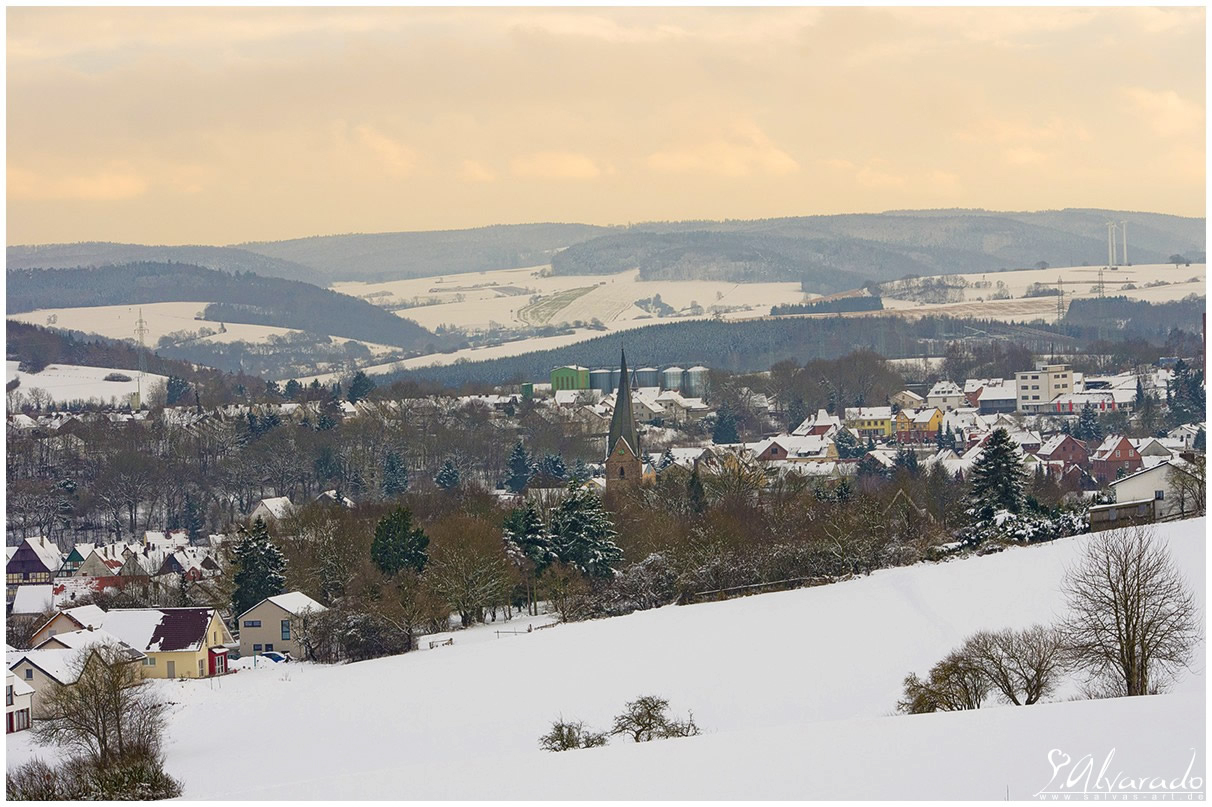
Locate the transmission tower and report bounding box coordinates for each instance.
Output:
[1056,276,1065,324]
[134,308,149,410]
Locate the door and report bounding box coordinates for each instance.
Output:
[166,660,175,679]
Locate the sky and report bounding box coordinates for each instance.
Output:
[6,6,1206,246]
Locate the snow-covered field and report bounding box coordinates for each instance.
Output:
[6,361,168,406]
[7,519,1204,799]
[333,267,807,332]
[7,301,400,357]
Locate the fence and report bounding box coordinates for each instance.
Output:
[679,574,841,605]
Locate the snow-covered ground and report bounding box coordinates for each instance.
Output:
[7,519,1205,799]
[6,361,169,406]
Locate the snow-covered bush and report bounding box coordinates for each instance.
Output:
[959,507,1088,547]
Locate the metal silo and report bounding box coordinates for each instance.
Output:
[610,368,622,391]
[684,365,709,397]
[589,369,613,392]
[662,366,685,391]
[635,367,659,388]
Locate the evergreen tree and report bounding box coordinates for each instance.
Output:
[503,502,555,574]
[550,483,623,578]
[371,507,429,576]
[506,440,533,493]
[786,397,808,431]
[435,459,461,491]
[712,406,739,444]
[867,435,876,451]
[231,517,286,617]
[833,477,853,502]
[856,454,885,480]
[381,450,409,496]
[657,447,675,471]
[687,466,707,514]
[347,371,376,404]
[1168,360,1206,427]
[284,379,302,400]
[165,376,190,406]
[1195,427,1206,453]
[570,458,591,483]
[968,428,1027,519]
[834,429,859,459]
[182,493,205,544]
[935,425,946,450]
[537,453,567,482]
[895,447,919,474]
[1075,405,1103,442]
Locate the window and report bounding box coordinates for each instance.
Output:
[281,620,291,641]
[265,644,274,652]
[199,660,205,677]
[143,656,155,666]
[6,685,12,707]
[1155,490,1165,501]
[1115,450,1120,458]
[13,709,29,732]
[243,620,261,628]
[253,644,263,652]
[24,669,32,680]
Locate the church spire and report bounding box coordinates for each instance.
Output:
[607,348,639,459]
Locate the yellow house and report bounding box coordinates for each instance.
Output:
[11,629,146,715]
[28,604,109,647]
[896,408,944,443]
[843,406,894,439]
[99,608,233,679]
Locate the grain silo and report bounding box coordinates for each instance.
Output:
[684,365,709,397]
[589,368,613,392]
[662,366,685,392]
[634,367,660,388]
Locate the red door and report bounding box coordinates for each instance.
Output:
[208,648,228,676]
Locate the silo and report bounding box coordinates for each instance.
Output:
[635,367,660,388]
[662,366,685,391]
[589,369,613,392]
[610,368,622,391]
[684,365,709,397]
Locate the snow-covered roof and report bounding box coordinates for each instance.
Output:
[263,592,328,617]
[844,406,892,420]
[60,604,108,631]
[927,380,963,398]
[101,608,220,653]
[35,628,146,661]
[253,497,295,520]
[1038,434,1075,457]
[7,673,34,698]
[11,584,55,615]
[23,536,64,574]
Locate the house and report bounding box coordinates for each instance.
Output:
[791,408,841,437]
[29,604,108,646]
[6,536,64,595]
[750,435,838,463]
[238,592,328,658]
[101,608,234,679]
[10,584,56,617]
[250,496,296,524]
[1006,430,1043,456]
[9,631,145,714]
[157,548,221,581]
[926,381,966,411]
[1108,460,1203,520]
[1037,434,1089,469]
[58,544,95,577]
[1090,435,1143,484]
[843,406,894,439]
[75,544,135,578]
[1167,423,1205,451]
[965,379,1018,414]
[315,490,356,509]
[895,408,943,444]
[890,390,925,411]
[6,671,33,733]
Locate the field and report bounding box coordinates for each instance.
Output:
[7,518,1204,799]
[6,302,401,357]
[6,361,168,406]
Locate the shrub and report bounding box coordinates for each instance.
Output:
[7,753,183,801]
[103,373,133,382]
[611,695,700,742]
[538,720,610,752]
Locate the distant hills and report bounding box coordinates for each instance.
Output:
[7,263,442,352]
[7,209,1204,294]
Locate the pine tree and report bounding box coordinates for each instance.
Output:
[687,466,707,514]
[381,451,409,497]
[712,406,739,444]
[182,493,205,544]
[537,453,567,482]
[570,458,591,483]
[435,459,461,491]
[231,517,286,617]
[347,371,375,404]
[1075,405,1102,441]
[506,440,534,493]
[1195,427,1206,453]
[935,425,946,450]
[658,448,675,471]
[967,428,1027,519]
[284,379,302,400]
[834,429,859,459]
[895,447,919,474]
[866,435,876,451]
[371,507,429,576]
[550,483,623,578]
[503,502,554,573]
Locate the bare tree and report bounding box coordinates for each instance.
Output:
[1061,527,1200,696]
[965,625,1066,705]
[1169,456,1206,518]
[897,649,991,713]
[538,719,609,752]
[610,695,700,742]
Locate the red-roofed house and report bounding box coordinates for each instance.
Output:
[1090,435,1142,485]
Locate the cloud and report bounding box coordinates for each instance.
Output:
[510,151,602,180]
[8,165,148,201]
[1121,87,1204,139]
[354,125,417,177]
[957,116,1091,144]
[458,159,496,183]
[855,160,906,189]
[647,123,799,177]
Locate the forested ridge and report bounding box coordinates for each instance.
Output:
[7,263,444,352]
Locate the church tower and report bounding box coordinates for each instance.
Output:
[605,348,642,488]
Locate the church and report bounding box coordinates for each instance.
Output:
[604,349,642,488]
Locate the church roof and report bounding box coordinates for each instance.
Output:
[607,348,640,459]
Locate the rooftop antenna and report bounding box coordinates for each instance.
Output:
[134,308,149,410]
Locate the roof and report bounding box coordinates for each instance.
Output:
[7,674,34,698]
[1038,434,1078,457]
[844,406,892,420]
[61,604,108,631]
[607,349,640,459]
[101,608,220,653]
[1108,459,1196,488]
[927,380,963,397]
[249,592,329,618]
[34,628,146,662]
[11,584,55,615]
[23,536,64,573]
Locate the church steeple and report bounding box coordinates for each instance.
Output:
[605,348,642,487]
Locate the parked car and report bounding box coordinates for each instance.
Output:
[260,651,287,663]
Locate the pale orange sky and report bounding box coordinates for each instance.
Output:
[6,6,1206,246]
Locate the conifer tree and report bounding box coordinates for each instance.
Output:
[381,451,409,497]
[1075,405,1103,442]
[550,483,623,578]
[570,458,591,483]
[182,493,205,544]
[232,517,286,617]
[538,453,567,482]
[968,428,1027,519]
[658,448,675,471]
[506,440,533,493]
[435,459,461,491]
[712,406,739,444]
[503,502,554,574]
[371,507,429,576]
[687,466,707,513]
[347,371,375,404]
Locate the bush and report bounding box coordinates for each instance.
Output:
[897,650,990,713]
[7,753,183,801]
[611,695,700,742]
[103,373,133,382]
[538,720,609,752]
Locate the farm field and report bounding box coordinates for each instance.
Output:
[7,518,1204,799]
[333,267,807,332]
[6,302,401,357]
[6,360,168,406]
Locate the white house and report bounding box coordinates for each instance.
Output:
[6,671,33,733]
[238,592,328,659]
[926,381,966,411]
[1108,460,1203,520]
[250,497,296,523]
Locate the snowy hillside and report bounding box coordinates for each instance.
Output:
[6,361,168,407]
[8,519,1205,799]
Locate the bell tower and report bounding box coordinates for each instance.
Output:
[605,348,642,488]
